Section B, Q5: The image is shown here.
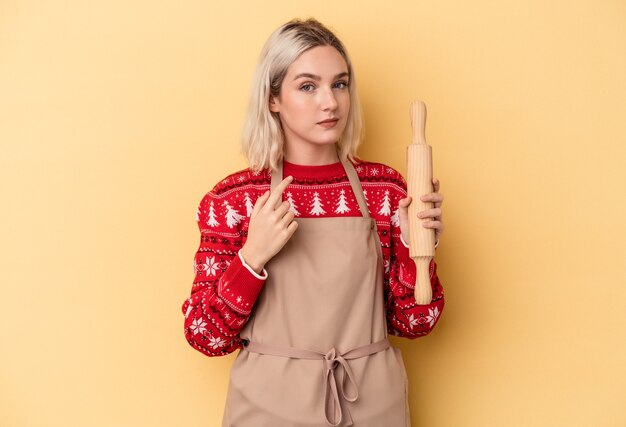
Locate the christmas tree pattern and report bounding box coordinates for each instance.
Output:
[390,207,400,227]
[207,201,220,228]
[309,191,326,215]
[286,192,300,216]
[243,192,254,217]
[223,200,245,228]
[378,190,391,216]
[363,189,370,207]
[334,189,351,214]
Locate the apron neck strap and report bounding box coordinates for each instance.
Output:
[341,157,370,219]
[270,156,370,219]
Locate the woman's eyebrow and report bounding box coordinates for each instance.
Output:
[293,72,349,81]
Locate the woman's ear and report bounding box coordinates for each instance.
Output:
[269,95,280,113]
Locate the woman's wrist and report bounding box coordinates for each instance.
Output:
[239,245,266,274]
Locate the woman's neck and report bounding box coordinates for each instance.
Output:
[283,144,339,166]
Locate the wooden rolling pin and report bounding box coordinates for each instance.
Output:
[407,100,436,304]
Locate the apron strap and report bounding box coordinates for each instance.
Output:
[341,157,370,219]
[243,338,390,426]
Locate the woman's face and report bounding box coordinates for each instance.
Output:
[270,45,350,153]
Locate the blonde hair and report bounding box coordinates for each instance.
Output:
[240,18,364,174]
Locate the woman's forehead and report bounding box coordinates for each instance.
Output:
[286,46,349,79]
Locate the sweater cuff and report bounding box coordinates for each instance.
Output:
[396,235,439,282]
[217,251,267,312]
[238,250,268,280]
[396,235,413,265]
[400,234,439,249]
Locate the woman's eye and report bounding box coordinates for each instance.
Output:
[300,83,315,92]
[334,81,349,89]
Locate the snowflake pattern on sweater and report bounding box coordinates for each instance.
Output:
[182,158,445,357]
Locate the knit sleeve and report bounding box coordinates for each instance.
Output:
[181,184,267,357]
[384,176,445,339]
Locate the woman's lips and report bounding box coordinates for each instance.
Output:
[318,119,339,128]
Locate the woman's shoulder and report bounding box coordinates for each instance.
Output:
[196,166,269,210]
[351,157,407,190]
[195,166,270,231]
[208,165,271,197]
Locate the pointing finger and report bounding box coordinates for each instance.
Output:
[267,176,294,210]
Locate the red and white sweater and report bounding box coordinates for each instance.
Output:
[182,158,445,357]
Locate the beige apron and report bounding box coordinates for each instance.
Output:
[222,157,411,427]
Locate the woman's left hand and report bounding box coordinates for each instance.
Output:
[398,177,444,246]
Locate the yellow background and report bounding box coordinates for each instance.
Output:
[1,1,625,426]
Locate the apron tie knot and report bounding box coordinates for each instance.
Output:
[242,338,391,427]
[323,347,358,426]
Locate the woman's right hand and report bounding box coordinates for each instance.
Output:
[239,176,298,273]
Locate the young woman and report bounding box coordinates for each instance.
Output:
[182,17,445,427]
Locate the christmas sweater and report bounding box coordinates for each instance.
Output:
[182,158,445,357]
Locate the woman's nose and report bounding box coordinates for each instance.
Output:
[320,87,338,111]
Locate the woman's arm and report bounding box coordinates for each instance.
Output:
[386,239,445,338]
[384,184,445,338]
[182,190,267,357]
